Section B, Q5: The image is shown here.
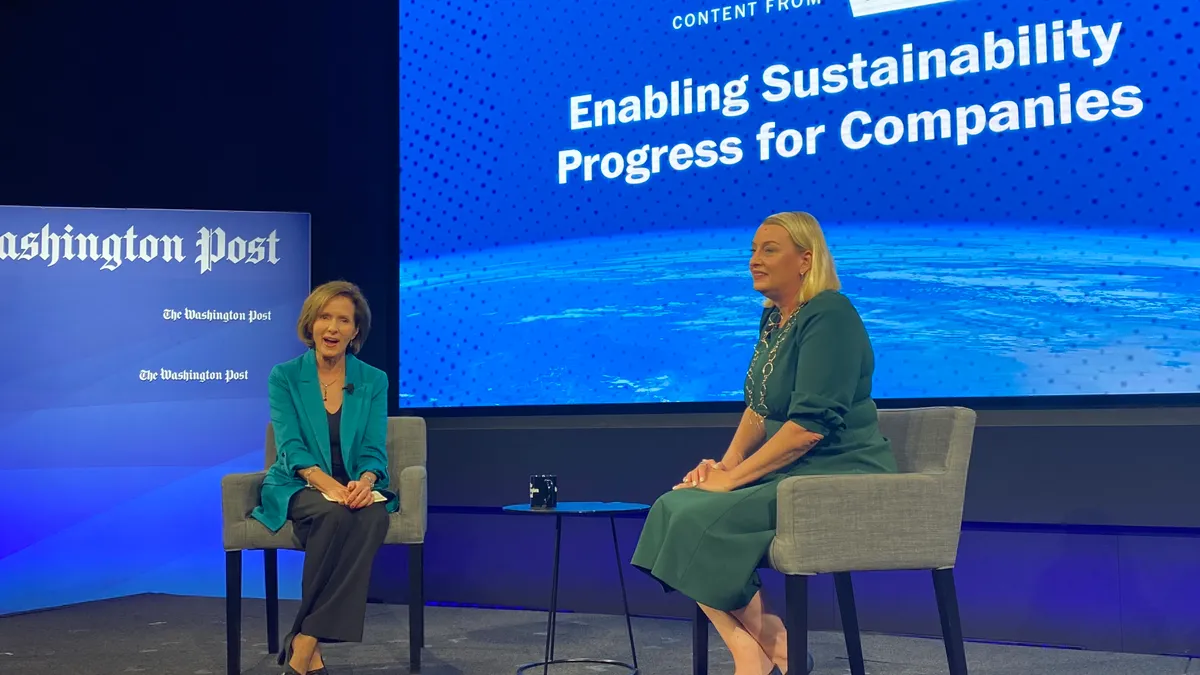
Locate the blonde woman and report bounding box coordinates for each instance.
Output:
[631,212,897,675]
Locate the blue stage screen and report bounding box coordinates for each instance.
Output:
[0,206,311,614]
[400,0,1199,408]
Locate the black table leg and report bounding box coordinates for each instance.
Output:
[515,512,638,675]
[542,514,563,675]
[610,516,638,669]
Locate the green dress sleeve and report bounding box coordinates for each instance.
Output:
[785,299,864,437]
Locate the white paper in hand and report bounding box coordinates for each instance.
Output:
[321,490,386,503]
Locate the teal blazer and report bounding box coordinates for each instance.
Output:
[251,349,398,533]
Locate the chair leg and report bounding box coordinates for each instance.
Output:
[265,550,279,654]
[932,568,969,675]
[409,543,424,673]
[785,575,810,675]
[225,551,242,675]
[833,572,866,675]
[692,603,709,675]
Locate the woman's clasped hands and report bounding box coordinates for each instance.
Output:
[673,458,735,493]
[344,476,377,509]
[312,473,377,509]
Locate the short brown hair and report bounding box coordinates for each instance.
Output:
[296,280,372,354]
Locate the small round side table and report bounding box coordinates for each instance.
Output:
[502,501,650,675]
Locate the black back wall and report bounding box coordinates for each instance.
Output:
[0,0,399,382]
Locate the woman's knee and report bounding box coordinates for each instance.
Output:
[315,503,356,530]
[653,489,707,518]
[356,504,390,535]
[651,489,687,512]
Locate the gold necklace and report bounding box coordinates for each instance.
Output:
[319,377,340,401]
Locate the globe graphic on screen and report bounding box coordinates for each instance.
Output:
[400,223,1199,407]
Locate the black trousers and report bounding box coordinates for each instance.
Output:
[287,488,389,643]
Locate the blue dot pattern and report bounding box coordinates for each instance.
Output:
[400,0,1199,407]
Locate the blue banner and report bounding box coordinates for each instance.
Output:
[0,206,311,614]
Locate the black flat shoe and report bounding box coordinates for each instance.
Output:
[277,632,294,666]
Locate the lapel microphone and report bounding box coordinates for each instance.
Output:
[343,383,355,395]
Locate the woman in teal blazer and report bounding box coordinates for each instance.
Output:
[251,280,397,675]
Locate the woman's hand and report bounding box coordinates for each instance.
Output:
[313,475,350,504]
[300,466,350,503]
[674,459,724,490]
[693,467,735,492]
[673,464,736,493]
[345,474,376,509]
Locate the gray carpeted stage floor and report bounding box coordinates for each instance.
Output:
[0,594,1194,675]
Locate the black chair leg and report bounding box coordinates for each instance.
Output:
[785,575,811,675]
[409,543,424,673]
[265,550,279,654]
[692,603,709,675]
[833,572,866,675]
[226,550,242,675]
[932,568,969,675]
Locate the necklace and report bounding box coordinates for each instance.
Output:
[744,303,805,428]
[319,376,340,401]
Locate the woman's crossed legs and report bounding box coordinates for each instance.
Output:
[700,590,787,675]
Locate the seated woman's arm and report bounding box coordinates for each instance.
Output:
[722,305,859,489]
[717,407,768,470]
[354,375,390,488]
[269,367,348,501]
[724,421,824,487]
[342,376,390,509]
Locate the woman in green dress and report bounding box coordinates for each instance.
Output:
[630,211,897,675]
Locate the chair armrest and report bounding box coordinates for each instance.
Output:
[771,472,964,575]
[399,465,427,540]
[387,417,427,476]
[221,471,266,530]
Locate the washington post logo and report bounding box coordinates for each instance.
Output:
[848,0,956,17]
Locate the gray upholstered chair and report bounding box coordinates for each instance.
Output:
[221,416,428,675]
[692,406,977,675]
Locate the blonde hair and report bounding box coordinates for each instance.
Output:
[296,280,372,354]
[760,211,841,307]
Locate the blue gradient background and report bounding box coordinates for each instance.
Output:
[0,206,311,614]
[400,0,1199,407]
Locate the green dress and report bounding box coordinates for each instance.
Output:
[630,290,897,611]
